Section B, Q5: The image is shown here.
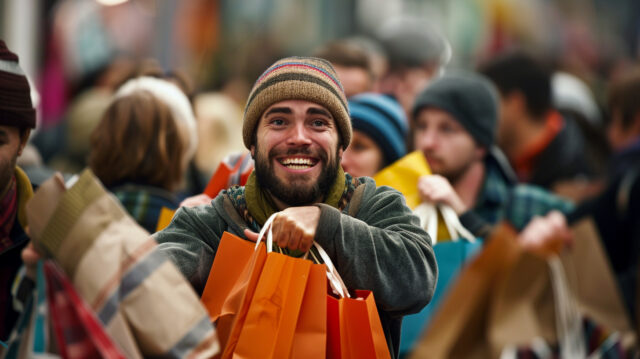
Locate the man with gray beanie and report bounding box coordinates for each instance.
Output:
[411,71,573,241]
[155,56,436,357]
[0,40,36,341]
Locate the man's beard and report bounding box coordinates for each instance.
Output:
[254,144,340,206]
[424,152,475,185]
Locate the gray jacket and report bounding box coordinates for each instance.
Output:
[153,176,437,358]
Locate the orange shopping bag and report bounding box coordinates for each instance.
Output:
[290,263,327,358]
[200,231,256,320]
[201,215,327,358]
[317,244,391,359]
[203,152,253,198]
[156,153,253,232]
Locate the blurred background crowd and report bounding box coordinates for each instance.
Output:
[2,0,639,194]
[2,0,640,356]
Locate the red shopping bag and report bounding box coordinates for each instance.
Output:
[44,261,126,359]
[327,291,391,359]
[317,244,391,359]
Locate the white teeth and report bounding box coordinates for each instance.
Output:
[281,158,314,166]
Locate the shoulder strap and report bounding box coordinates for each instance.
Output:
[347,183,367,217]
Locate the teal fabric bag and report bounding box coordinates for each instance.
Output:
[1,261,53,359]
[399,239,483,357]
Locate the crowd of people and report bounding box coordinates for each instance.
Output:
[1,13,639,358]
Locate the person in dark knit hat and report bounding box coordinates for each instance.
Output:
[411,71,573,240]
[342,92,408,177]
[0,40,36,342]
[155,56,436,358]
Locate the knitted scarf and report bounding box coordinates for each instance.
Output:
[226,167,360,257]
[0,175,17,254]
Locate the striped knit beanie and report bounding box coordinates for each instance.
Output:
[243,56,351,149]
[348,93,408,166]
[0,40,35,129]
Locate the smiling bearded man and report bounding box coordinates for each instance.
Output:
[252,104,341,206]
[154,56,437,358]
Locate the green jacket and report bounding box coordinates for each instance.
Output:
[154,175,437,358]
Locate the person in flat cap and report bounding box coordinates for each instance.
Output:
[154,56,436,358]
[0,40,37,342]
[411,71,574,242]
[377,16,452,117]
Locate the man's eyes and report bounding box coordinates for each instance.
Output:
[269,118,286,126]
[311,119,329,127]
[440,125,458,133]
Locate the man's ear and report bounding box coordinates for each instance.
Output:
[337,147,344,160]
[17,129,31,156]
[505,91,526,114]
[250,145,255,158]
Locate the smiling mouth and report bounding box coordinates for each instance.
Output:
[278,157,318,170]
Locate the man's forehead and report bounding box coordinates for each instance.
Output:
[418,107,457,122]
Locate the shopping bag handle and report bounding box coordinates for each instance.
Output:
[312,241,350,299]
[254,213,350,298]
[255,213,278,252]
[414,202,475,245]
[548,256,586,358]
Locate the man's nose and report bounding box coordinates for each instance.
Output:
[416,130,438,150]
[286,122,312,146]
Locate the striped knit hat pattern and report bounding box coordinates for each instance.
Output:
[348,93,408,166]
[243,56,351,149]
[0,40,35,129]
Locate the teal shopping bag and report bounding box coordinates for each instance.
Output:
[399,239,483,357]
[1,261,50,359]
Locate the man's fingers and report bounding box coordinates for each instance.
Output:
[299,237,313,252]
[288,232,302,252]
[244,229,259,243]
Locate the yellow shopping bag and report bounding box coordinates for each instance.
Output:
[373,151,431,209]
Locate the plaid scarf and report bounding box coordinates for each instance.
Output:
[0,175,17,254]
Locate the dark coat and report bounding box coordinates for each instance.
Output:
[570,139,640,320]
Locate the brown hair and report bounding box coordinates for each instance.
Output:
[312,40,373,80]
[89,91,185,190]
[608,67,640,130]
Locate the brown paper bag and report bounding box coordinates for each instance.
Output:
[410,224,521,358]
[411,219,636,358]
[25,170,220,358]
[488,218,636,357]
[562,219,636,348]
